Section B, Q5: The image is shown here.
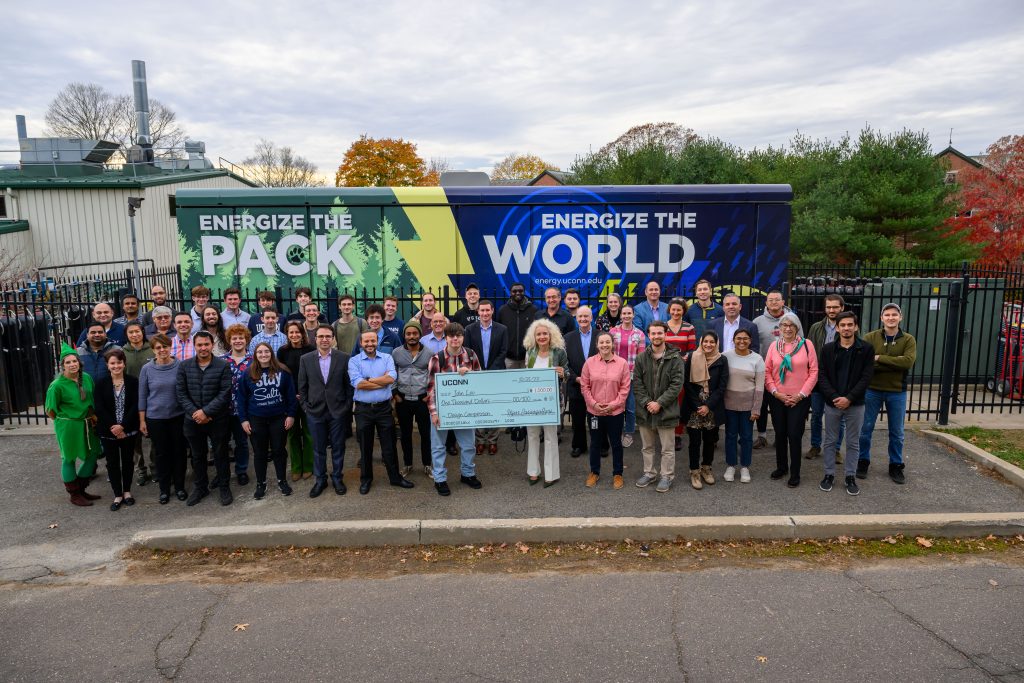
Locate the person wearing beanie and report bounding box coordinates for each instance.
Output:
[45,343,103,506]
[858,303,917,485]
[392,319,434,477]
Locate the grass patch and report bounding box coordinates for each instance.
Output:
[123,534,1024,583]
[939,427,1024,468]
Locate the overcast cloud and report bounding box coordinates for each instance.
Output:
[1,0,1021,182]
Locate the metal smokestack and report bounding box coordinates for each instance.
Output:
[131,60,153,153]
[15,115,27,140]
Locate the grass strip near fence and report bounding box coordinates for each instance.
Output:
[939,427,1024,468]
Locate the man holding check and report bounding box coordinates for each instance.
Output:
[426,322,482,496]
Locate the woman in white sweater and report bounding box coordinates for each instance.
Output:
[722,329,765,483]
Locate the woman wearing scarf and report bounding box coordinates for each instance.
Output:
[681,331,729,490]
[764,313,819,487]
[522,319,569,487]
[665,297,697,452]
[45,343,103,506]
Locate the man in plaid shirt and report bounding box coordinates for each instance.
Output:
[427,322,482,496]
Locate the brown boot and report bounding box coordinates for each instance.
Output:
[585,472,599,488]
[700,465,716,485]
[65,481,93,507]
[77,477,102,501]
[690,470,703,490]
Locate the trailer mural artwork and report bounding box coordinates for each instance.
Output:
[174,185,792,302]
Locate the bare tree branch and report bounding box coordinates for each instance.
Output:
[243,139,324,187]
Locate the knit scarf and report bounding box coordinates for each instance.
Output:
[689,345,721,391]
[775,337,806,384]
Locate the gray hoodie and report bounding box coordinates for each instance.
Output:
[752,306,802,354]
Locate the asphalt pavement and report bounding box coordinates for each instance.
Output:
[2,430,1024,579]
[2,560,1022,682]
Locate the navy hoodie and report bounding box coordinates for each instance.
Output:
[236,367,298,421]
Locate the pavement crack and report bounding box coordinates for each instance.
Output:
[153,588,228,680]
[670,584,691,683]
[844,570,1005,679]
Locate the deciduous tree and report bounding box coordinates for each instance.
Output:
[243,139,324,187]
[597,122,697,156]
[950,135,1024,262]
[335,135,427,187]
[491,153,558,182]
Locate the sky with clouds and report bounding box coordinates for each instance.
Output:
[1,0,1021,182]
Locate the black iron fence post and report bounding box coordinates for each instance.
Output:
[938,280,964,425]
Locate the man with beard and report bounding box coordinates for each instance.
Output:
[497,283,537,369]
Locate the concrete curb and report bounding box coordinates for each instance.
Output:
[129,513,1024,550]
[922,429,1024,491]
[0,426,53,437]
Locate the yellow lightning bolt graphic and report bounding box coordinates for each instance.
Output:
[393,187,474,315]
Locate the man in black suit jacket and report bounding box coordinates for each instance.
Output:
[298,324,354,498]
[464,300,509,454]
[709,293,761,355]
[564,306,599,457]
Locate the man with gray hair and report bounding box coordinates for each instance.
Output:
[564,305,599,457]
[144,306,174,337]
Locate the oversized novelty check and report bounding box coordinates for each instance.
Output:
[434,368,561,429]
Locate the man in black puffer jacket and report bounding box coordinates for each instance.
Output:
[176,331,234,506]
[496,283,537,368]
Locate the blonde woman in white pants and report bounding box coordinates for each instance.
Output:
[523,319,569,487]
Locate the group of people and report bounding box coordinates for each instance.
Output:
[46,279,917,509]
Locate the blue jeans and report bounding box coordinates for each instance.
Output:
[724,410,753,467]
[307,411,347,484]
[810,392,844,450]
[228,415,250,474]
[624,388,636,434]
[430,425,476,483]
[859,389,907,465]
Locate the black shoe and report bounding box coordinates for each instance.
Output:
[310,479,327,498]
[786,476,800,488]
[208,476,220,490]
[237,472,250,486]
[175,489,188,501]
[186,488,208,506]
[770,468,788,480]
[446,445,458,456]
[278,480,293,496]
[391,478,414,489]
[359,481,372,495]
[435,481,451,496]
[845,475,860,496]
[110,500,123,511]
[819,474,834,492]
[254,482,267,499]
[219,487,233,506]
[123,496,135,506]
[334,480,347,495]
[889,463,906,485]
[159,492,170,505]
[570,448,584,458]
[136,470,151,486]
[460,475,482,489]
[856,459,870,480]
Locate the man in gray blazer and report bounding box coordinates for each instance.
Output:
[298,324,354,498]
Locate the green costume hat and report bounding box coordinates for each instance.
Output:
[59,342,78,362]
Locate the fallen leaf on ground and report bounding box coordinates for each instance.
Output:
[516,543,530,554]
[233,623,249,631]
[916,537,933,548]
[756,656,768,663]
[989,579,999,586]
[47,523,58,529]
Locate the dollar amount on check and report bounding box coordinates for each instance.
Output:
[434,368,561,430]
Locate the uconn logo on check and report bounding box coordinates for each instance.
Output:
[440,378,470,386]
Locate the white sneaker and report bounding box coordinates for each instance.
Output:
[723,466,735,482]
[621,433,633,448]
[740,467,751,483]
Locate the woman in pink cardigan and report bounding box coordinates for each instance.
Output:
[764,313,818,488]
[581,332,631,490]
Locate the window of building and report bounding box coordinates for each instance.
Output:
[0,195,7,218]
[944,170,958,185]
[168,194,177,218]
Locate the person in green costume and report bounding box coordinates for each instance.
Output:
[45,343,103,506]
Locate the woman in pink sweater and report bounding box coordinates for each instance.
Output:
[764,313,818,488]
[581,332,631,490]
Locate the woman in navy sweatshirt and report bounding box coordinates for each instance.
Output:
[237,342,298,499]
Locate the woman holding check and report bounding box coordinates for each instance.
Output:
[522,319,569,487]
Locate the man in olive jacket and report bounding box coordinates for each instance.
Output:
[858,303,917,485]
[633,321,685,492]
